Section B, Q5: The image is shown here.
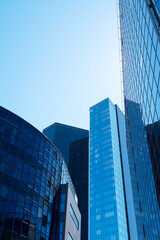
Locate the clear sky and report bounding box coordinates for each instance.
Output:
[0,0,121,131]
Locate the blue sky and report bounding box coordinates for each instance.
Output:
[0,0,121,131]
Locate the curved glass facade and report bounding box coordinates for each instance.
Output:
[119,0,160,239]
[0,106,63,240]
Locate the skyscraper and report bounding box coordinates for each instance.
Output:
[43,123,89,240]
[119,0,160,238]
[146,121,160,207]
[43,123,88,167]
[0,106,81,240]
[89,98,137,240]
[69,137,89,240]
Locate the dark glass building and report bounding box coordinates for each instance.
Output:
[43,123,88,167]
[146,121,160,207]
[119,0,160,239]
[51,183,81,240]
[60,160,81,240]
[69,137,89,240]
[43,123,89,240]
[0,106,81,240]
[89,98,137,240]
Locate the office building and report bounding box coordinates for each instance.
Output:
[56,160,81,240]
[119,0,160,238]
[50,183,81,240]
[43,123,88,167]
[124,100,159,239]
[146,121,160,207]
[69,137,89,240]
[43,123,89,240]
[0,106,80,240]
[89,98,137,240]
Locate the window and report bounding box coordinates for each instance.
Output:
[134,163,136,173]
[68,233,73,240]
[70,205,79,229]
[137,181,139,193]
[44,196,49,206]
[42,215,47,227]
[139,201,142,214]
[105,211,114,218]
[143,224,146,238]
[96,214,101,220]
[96,230,101,235]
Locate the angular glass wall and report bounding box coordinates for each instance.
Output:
[119,0,160,238]
[43,123,88,167]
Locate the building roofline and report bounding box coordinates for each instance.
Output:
[43,122,89,132]
[0,106,64,159]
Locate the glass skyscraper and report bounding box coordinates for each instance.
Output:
[0,106,81,240]
[0,106,63,239]
[43,123,89,240]
[69,137,89,240]
[43,123,88,167]
[119,0,160,239]
[89,98,136,240]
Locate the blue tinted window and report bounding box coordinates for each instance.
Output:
[70,205,79,229]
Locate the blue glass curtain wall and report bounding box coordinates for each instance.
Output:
[89,98,128,240]
[0,106,63,240]
[119,0,160,238]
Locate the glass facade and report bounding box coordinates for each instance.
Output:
[69,137,89,240]
[50,184,67,240]
[51,184,81,240]
[43,123,89,240]
[0,106,63,240]
[154,0,160,12]
[119,0,160,239]
[146,121,160,208]
[89,98,128,240]
[43,123,88,167]
[61,160,77,202]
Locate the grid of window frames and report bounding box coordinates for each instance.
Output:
[0,106,63,240]
[50,184,67,240]
[119,0,160,239]
[89,98,128,240]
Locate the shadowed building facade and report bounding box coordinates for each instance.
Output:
[43,123,89,240]
[50,183,81,240]
[119,0,160,238]
[43,123,88,167]
[146,121,160,207]
[0,106,81,240]
[69,137,89,240]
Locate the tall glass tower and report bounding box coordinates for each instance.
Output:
[89,98,136,240]
[119,0,160,239]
